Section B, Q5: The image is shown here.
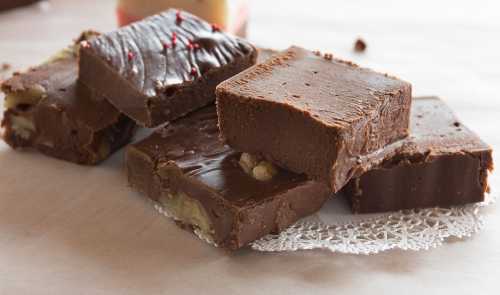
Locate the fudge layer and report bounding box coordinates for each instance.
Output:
[217,46,412,192]
[79,9,257,127]
[1,32,136,165]
[343,96,493,213]
[126,106,330,250]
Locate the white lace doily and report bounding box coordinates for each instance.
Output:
[251,193,496,254]
[151,190,495,254]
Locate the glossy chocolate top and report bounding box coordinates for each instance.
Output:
[80,9,255,98]
[132,106,308,206]
[218,46,412,128]
[1,32,122,131]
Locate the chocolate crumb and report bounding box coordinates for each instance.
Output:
[354,38,367,53]
[324,53,333,61]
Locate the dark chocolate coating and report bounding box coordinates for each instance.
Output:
[79,9,257,127]
[342,96,493,213]
[216,46,412,192]
[126,106,331,250]
[1,33,136,165]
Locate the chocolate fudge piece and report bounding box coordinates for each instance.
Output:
[216,46,412,192]
[343,96,493,213]
[0,0,40,12]
[126,106,330,250]
[79,9,257,127]
[1,32,136,165]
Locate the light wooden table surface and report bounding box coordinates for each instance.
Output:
[1,0,499,294]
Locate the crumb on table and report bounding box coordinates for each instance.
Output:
[354,38,367,52]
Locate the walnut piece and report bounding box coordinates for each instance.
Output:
[239,153,278,181]
[10,115,35,140]
[158,191,213,237]
[3,83,47,109]
[252,161,278,181]
[239,152,260,174]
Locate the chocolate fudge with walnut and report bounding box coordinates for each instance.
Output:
[1,32,136,165]
[217,46,412,192]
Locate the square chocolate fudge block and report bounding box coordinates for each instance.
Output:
[217,46,412,192]
[79,9,257,127]
[342,96,493,213]
[126,106,330,250]
[1,32,136,165]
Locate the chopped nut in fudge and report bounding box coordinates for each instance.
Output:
[126,106,330,250]
[1,31,136,165]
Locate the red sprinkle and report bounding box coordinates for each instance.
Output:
[212,23,221,32]
[187,40,199,50]
[176,10,183,23]
[190,67,198,76]
[171,32,177,47]
[127,51,135,61]
[163,42,171,49]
